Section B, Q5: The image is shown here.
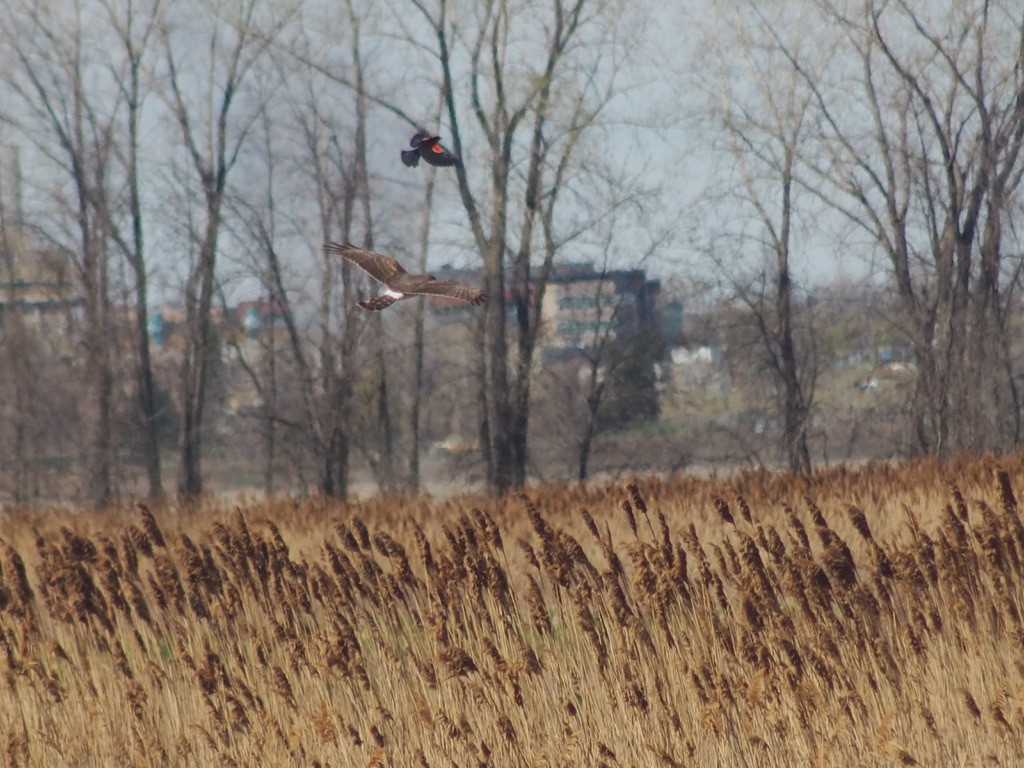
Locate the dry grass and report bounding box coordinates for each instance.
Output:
[3,454,1024,766]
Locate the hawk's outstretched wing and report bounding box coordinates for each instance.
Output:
[323,242,407,284]
[358,295,401,311]
[407,278,486,305]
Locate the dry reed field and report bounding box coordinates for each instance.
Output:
[3,454,1024,766]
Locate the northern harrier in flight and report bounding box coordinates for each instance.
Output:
[401,130,459,168]
[324,242,486,311]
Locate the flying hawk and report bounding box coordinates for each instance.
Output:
[401,130,459,168]
[324,242,486,311]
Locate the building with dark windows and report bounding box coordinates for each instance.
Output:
[539,262,660,356]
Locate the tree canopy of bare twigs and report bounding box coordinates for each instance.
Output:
[753,0,1024,456]
[402,0,655,492]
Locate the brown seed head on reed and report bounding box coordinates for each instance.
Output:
[628,543,658,607]
[959,687,982,719]
[515,538,540,575]
[137,503,166,549]
[474,507,504,552]
[714,497,734,526]
[622,499,638,538]
[440,646,478,679]
[334,523,360,553]
[759,525,785,563]
[735,494,753,524]
[947,482,970,522]
[580,508,600,543]
[805,496,828,530]
[482,637,506,674]
[518,493,551,543]
[519,640,542,675]
[497,714,517,746]
[624,679,649,714]
[272,665,296,710]
[654,510,673,565]
[413,654,438,690]
[346,724,363,747]
[352,517,372,550]
[628,482,648,515]
[411,522,436,580]
[370,724,386,748]
[60,526,98,564]
[822,538,858,590]
[847,506,873,541]
[572,585,608,671]
[784,505,811,554]
[1,542,35,607]
[882,741,920,766]
[995,468,1018,517]
[738,534,775,607]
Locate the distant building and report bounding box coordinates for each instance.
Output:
[0,243,81,343]
[0,247,68,308]
[148,313,165,347]
[657,297,684,345]
[232,299,286,340]
[150,307,180,349]
[0,148,83,354]
[539,262,659,355]
[148,298,286,352]
[424,259,662,362]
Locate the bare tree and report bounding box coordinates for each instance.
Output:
[0,208,36,503]
[695,3,821,473]
[226,7,390,499]
[343,0,397,493]
[230,129,365,498]
[0,148,87,503]
[404,0,647,493]
[755,0,1024,456]
[543,281,661,482]
[95,0,165,499]
[157,0,290,498]
[407,158,440,491]
[533,192,664,481]
[0,0,125,506]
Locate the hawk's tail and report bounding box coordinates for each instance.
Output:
[359,295,399,311]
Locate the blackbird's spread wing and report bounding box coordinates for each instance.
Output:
[419,136,459,167]
[406,278,485,305]
[409,130,433,147]
[403,131,458,167]
[323,242,408,284]
[402,132,430,166]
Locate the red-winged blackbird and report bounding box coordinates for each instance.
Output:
[401,130,459,168]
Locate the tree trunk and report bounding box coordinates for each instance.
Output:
[409,301,426,491]
[577,384,602,482]
[408,162,438,491]
[323,413,350,499]
[374,344,395,491]
[82,242,114,507]
[483,244,512,493]
[776,171,810,475]
[125,64,163,500]
[263,322,276,497]
[178,220,219,499]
